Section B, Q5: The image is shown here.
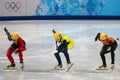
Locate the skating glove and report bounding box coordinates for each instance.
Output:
[95,33,100,41]
[54,50,58,54]
[14,49,20,54]
[52,29,56,34]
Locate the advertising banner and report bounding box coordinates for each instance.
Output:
[35,0,120,16]
[0,0,120,20]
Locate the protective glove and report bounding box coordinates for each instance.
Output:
[52,29,56,34]
[95,33,100,41]
[4,27,7,32]
[4,27,12,41]
[54,49,58,54]
[14,49,20,54]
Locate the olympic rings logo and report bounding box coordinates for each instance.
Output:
[4,1,21,12]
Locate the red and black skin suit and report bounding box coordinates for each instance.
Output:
[4,27,26,67]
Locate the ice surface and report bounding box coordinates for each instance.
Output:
[0,20,120,80]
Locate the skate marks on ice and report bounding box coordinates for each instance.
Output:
[23,63,74,73]
[21,64,73,73]
[24,68,67,73]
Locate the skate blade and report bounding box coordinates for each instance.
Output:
[94,68,111,73]
[66,63,74,72]
[96,68,109,70]
[51,68,65,70]
[4,67,18,71]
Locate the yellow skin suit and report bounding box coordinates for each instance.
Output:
[61,35,74,50]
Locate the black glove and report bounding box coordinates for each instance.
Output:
[14,49,20,54]
[4,27,7,32]
[4,27,12,41]
[52,29,56,34]
[95,33,100,41]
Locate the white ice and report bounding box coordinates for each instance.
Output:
[0,20,120,80]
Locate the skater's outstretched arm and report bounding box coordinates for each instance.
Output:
[52,29,56,34]
[52,29,58,48]
[4,27,12,41]
[95,33,100,41]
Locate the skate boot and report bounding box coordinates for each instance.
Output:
[111,64,115,71]
[66,61,73,69]
[66,61,73,72]
[54,64,62,69]
[98,65,106,69]
[20,63,24,69]
[6,64,15,68]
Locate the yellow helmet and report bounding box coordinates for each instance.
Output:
[11,32,19,41]
[100,33,107,40]
[53,32,61,41]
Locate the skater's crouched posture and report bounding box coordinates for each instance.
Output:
[52,30,74,69]
[4,27,26,68]
[95,33,118,70]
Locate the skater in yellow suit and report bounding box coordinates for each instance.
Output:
[52,29,74,69]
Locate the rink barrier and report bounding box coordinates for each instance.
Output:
[0,16,120,21]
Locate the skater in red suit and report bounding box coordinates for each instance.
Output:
[95,32,118,70]
[4,27,26,68]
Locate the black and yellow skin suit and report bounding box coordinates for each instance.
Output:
[52,30,74,65]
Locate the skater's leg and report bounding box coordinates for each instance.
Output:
[99,45,108,68]
[54,52,63,68]
[54,52,62,65]
[18,51,23,63]
[6,47,15,64]
[110,41,117,64]
[7,43,19,64]
[18,51,24,68]
[62,49,71,63]
[110,42,117,70]
[111,51,115,64]
[57,40,71,63]
[110,51,115,70]
[62,48,72,69]
[100,53,106,67]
